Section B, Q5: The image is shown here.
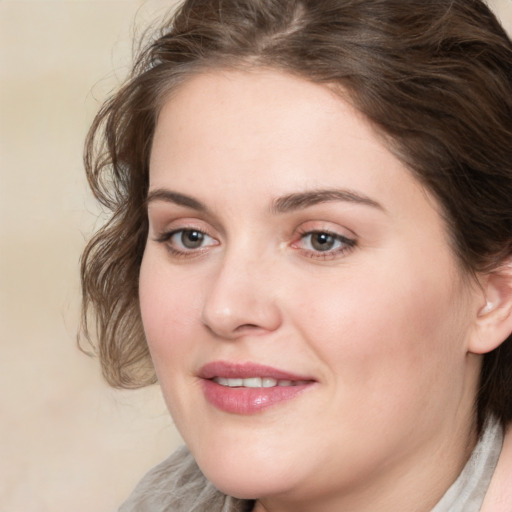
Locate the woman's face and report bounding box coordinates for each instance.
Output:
[140,70,482,508]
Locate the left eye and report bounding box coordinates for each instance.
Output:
[169,229,216,250]
[298,231,354,253]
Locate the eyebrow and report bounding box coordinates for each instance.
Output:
[271,189,385,214]
[146,187,385,214]
[146,189,208,212]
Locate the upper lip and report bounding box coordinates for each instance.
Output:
[198,361,315,381]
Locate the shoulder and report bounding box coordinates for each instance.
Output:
[481,423,512,512]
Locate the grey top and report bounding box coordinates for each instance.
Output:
[431,416,503,512]
[118,445,249,512]
[119,417,503,512]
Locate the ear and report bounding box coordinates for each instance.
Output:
[469,261,512,355]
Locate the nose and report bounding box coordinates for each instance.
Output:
[201,252,282,339]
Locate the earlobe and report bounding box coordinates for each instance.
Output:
[470,261,512,355]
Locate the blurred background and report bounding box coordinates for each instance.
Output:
[0,1,182,511]
[0,1,511,511]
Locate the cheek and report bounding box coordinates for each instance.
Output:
[139,253,209,429]
[139,253,202,370]
[295,253,468,412]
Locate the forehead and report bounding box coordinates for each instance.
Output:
[150,69,404,193]
[153,69,369,144]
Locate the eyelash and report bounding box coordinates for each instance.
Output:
[154,227,356,260]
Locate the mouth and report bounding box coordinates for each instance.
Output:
[212,377,311,388]
[198,361,316,414]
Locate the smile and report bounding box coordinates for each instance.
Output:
[212,377,311,388]
[199,361,316,414]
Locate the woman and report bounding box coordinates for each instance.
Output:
[81,0,512,510]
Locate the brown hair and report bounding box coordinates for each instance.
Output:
[81,0,512,430]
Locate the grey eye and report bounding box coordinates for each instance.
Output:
[179,230,205,249]
[309,232,337,251]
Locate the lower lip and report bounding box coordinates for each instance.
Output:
[201,379,313,414]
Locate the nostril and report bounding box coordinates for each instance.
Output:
[234,324,262,334]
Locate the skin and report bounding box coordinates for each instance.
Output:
[139,69,502,512]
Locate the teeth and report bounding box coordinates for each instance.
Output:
[213,377,305,388]
[243,377,262,388]
[226,378,243,387]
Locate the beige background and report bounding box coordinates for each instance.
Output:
[0,1,511,511]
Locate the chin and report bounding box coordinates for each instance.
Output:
[206,471,293,501]
[193,447,300,500]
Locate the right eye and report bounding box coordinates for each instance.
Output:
[157,228,219,256]
[173,229,210,249]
